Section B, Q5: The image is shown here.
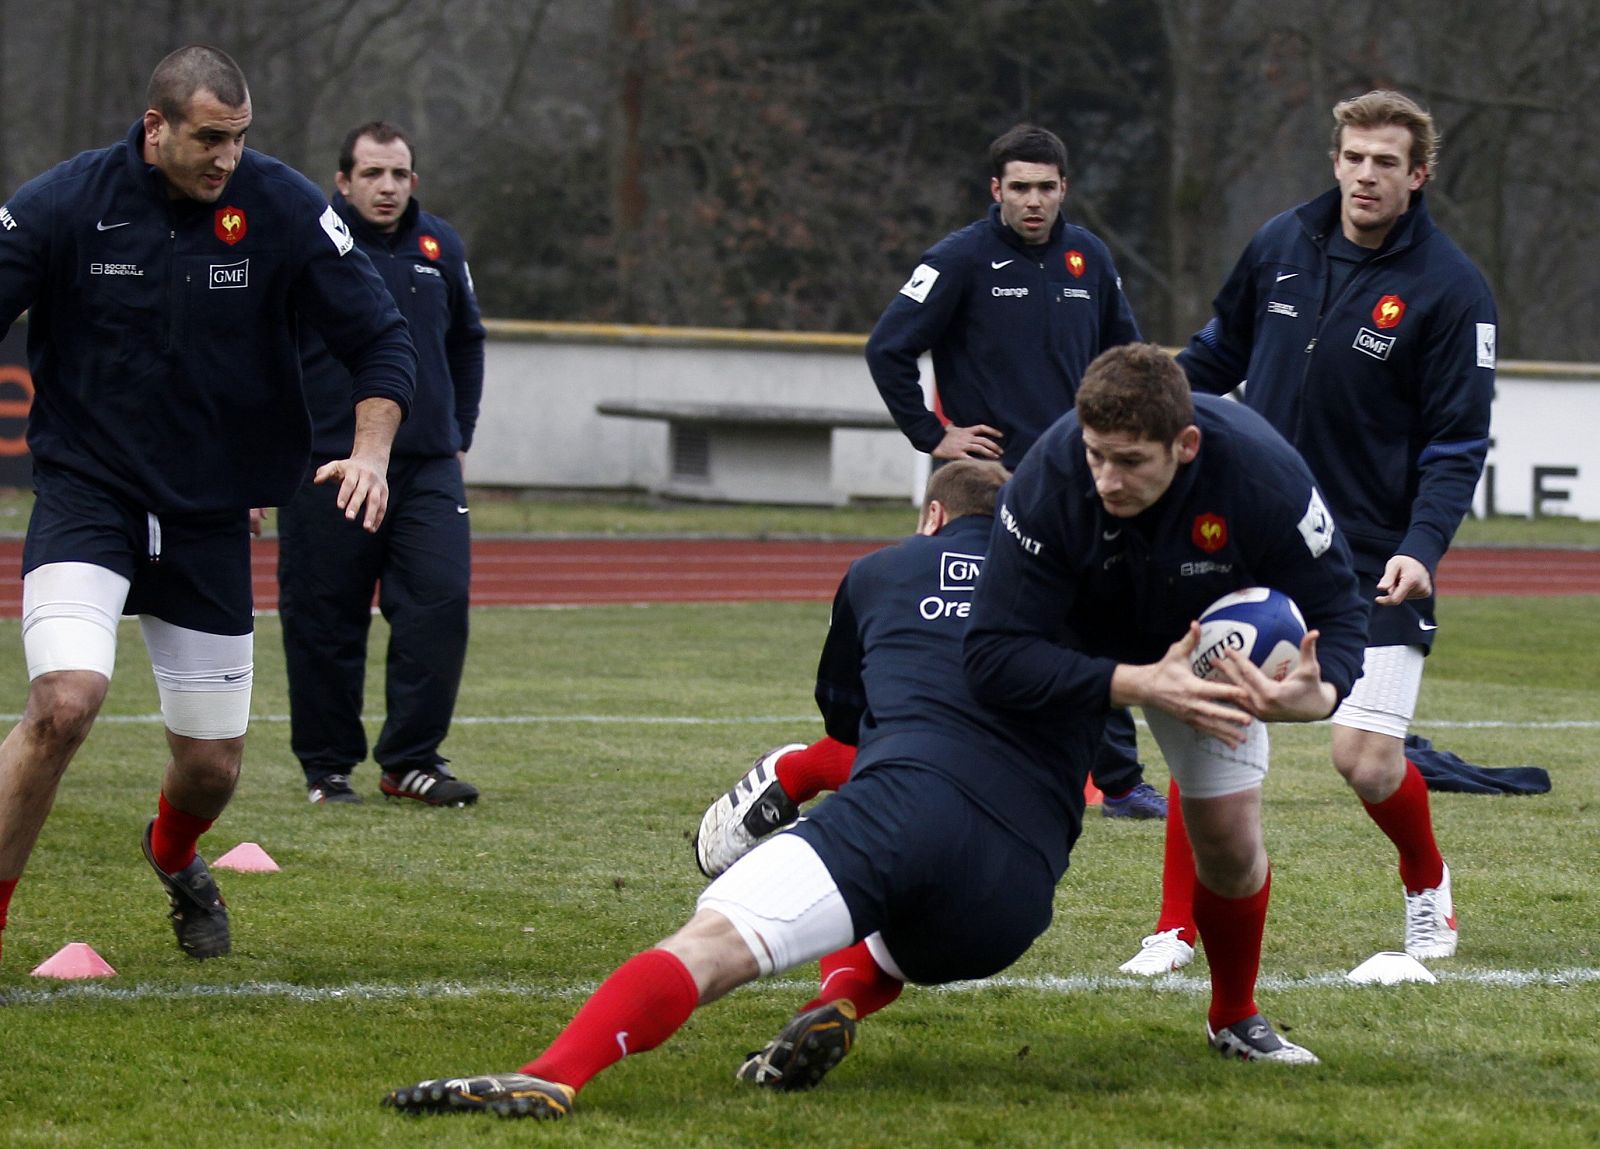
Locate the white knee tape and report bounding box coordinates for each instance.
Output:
[697,833,854,977]
[1333,645,1425,738]
[157,685,252,740]
[1143,705,1270,799]
[141,617,254,739]
[22,563,130,680]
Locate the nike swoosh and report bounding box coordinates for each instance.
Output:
[991,260,1014,270]
[96,220,131,231]
[455,506,470,514]
[222,671,248,681]
[1275,272,1298,283]
[1419,622,1439,631]
[1102,528,1122,541]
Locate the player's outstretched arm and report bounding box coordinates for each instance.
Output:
[314,396,402,532]
[1110,623,1254,748]
[1212,630,1338,723]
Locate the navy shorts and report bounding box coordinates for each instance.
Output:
[789,762,1058,985]
[24,465,254,636]
[1355,563,1437,652]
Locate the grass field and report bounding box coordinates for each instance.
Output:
[0,567,1598,1144]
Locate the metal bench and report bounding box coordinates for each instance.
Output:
[596,399,898,505]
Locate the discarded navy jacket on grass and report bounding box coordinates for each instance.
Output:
[1404,734,1551,795]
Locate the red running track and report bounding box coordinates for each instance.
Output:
[0,539,1594,616]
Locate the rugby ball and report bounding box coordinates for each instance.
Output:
[1192,587,1306,682]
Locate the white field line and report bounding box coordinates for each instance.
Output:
[3,714,1598,730]
[6,966,1599,1008]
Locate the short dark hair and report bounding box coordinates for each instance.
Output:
[339,120,415,175]
[924,460,1009,520]
[1075,344,1194,443]
[146,45,248,123]
[1330,89,1438,179]
[989,124,1068,181]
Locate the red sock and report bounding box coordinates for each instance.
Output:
[148,793,215,874]
[803,940,903,1019]
[520,948,700,1091]
[1362,760,1444,893]
[775,737,856,803]
[1154,778,1198,944]
[0,877,17,963]
[1194,869,1271,1032]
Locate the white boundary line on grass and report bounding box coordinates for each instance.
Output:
[3,714,1598,730]
[5,966,1599,1008]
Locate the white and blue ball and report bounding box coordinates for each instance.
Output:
[1192,587,1307,682]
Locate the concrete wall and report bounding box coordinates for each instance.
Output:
[468,321,919,500]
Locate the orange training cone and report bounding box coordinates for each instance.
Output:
[213,842,281,873]
[1083,777,1104,806]
[32,941,117,979]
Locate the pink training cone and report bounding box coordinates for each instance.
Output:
[212,842,281,873]
[32,941,117,979]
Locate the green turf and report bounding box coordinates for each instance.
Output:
[1,599,1597,1147]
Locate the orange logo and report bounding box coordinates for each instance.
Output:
[1064,249,1085,278]
[1192,513,1228,553]
[0,365,33,457]
[214,206,247,245]
[419,234,441,261]
[1373,294,1406,329]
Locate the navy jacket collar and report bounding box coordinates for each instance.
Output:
[332,189,422,246]
[1296,185,1436,257]
[986,202,1066,255]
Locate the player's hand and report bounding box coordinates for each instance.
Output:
[1111,623,1254,748]
[1376,554,1432,604]
[1212,629,1338,723]
[313,454,390,532]
[931,423,1004,462]
[248,507,267,537]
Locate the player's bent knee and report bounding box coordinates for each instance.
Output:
[657,910,763,1003]
[24,671,110,744]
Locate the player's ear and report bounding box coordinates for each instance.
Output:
[918,500,948,536]
[990,176,1002,204]
[1174,425,1201,464]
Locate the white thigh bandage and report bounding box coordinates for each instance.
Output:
[1332,644,1424,739]
[697,832,854,977]
[139,617,254,739]
[1143,705,1270,799]
[22,562,131,680]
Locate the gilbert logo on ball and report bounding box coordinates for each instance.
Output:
[1192,587,1307,681]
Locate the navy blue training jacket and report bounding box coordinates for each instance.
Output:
[814,513,1100,878]
[0,121,416,514]
[964,395,1368,724]
[1178,188,1496,575]
[866,204,1141,470]
[300,192,483,464]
